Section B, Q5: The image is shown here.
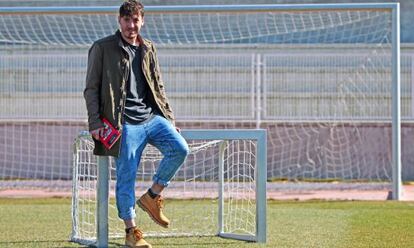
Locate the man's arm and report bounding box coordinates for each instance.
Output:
[151,43,176,125]
[84,42,104,133]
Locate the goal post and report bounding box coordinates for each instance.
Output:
[71,129,267,246]
[391,4,402,200]
[184,129,267,243]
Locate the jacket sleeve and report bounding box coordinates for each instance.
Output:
[84,42,104,131]
[151,43,176,124]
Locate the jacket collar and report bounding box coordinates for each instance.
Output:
[115,30,149,52]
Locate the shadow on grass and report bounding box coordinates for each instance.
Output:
[107,236,248,248]
[0,239,80,247]
[4,236,254,247]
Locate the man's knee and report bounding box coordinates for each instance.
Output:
[176,143,190,159]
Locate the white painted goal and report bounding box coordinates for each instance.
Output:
[71,129,267,246]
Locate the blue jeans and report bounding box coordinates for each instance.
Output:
[115,115,189,220]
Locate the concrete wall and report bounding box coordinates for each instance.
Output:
[1,121,413,181]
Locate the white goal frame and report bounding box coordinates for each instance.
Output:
[0,3,402,199]
[0,2,401,198]
[71,129,267,247]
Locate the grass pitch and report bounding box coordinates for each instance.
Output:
[0,198,413,247]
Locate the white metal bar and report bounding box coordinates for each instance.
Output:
[70,136,81,242]
[181,129,266,140]
[251,54,256,121]
[256,54,262,129]
[256,129,267,243]
[0,4,398,15]
[262,55,267,120]
[412,54,414,118]
[96,156,109,248]
[218,232,256,242]
[217,141,227,235]
[146,3,398,12]
[69,237,96,247]
[391,3,402,200]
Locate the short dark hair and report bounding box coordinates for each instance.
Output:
[119,0,144,18]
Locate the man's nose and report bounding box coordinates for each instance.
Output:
[128,21,135,28]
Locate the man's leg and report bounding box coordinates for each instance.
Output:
[148,115,190,187]
[137,115,189,228]
[149,183,164,195]
[116,124,151,248]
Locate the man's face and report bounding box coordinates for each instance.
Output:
[118,13,144,41]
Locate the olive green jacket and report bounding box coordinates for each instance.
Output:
[84,30,175,157]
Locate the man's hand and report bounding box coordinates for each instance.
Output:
[90,127,104,140]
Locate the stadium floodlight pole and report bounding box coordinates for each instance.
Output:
[391,3,402,200]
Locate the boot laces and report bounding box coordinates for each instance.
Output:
[133,228,143,240]
[156,196,164,210]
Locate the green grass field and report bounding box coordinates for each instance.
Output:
[0,198,413,248]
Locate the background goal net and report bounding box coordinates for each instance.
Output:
[0,5,405,198]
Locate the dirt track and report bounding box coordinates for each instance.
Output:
[1,185,413,201]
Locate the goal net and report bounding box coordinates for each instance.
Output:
[71,130,267,245]
[0,4,404,199]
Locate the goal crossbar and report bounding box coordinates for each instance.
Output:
[0,3,399,15]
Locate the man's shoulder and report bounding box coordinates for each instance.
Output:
[93,33,119,47]
[142,38,155,49]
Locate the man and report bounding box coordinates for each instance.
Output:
[84,1,189,247]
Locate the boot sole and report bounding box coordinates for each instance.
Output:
[137,199,169,228]
[125,243,152,248]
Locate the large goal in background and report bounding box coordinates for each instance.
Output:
[0,1,406,237]
[62,3,401,246]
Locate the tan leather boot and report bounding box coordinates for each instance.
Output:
[125,227,152,248]
[137,192,170,228]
